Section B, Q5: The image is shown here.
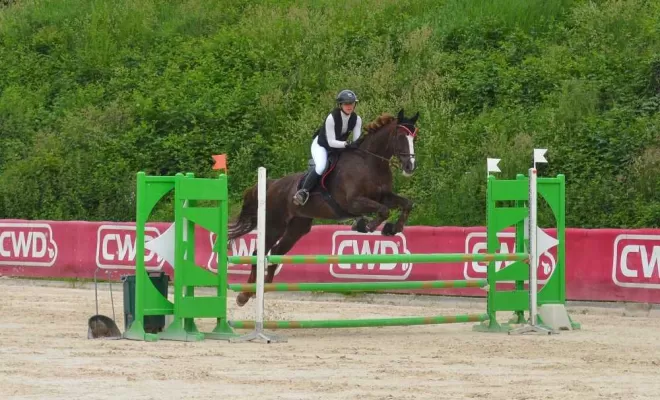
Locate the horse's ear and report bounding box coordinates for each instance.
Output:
[412,111,419,124]
[397,109,404,121]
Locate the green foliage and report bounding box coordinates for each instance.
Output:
[0,0,658,228]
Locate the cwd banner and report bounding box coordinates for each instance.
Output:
[1,219,659,304]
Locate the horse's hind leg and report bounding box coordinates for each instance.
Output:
[264,217,313,283]
[236,225,285,307]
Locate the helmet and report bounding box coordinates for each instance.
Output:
[336,90,359,104]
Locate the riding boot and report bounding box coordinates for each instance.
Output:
[293,169,321,206]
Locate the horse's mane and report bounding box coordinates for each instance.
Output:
[363,113,396,135]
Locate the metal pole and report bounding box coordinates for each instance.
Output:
[529,167,539,325]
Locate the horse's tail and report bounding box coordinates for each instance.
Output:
[228,184,259,240]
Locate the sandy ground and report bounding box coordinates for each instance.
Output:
[1,277,660,400]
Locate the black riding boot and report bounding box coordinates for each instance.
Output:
[293,170,321,206]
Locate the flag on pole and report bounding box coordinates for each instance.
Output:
[487,158,501,173]
[212,154,228,173]
[533,149,548,164]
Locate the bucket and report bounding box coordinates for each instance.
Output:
[87,268,122,340]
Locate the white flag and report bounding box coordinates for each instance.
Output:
[534,148,548,164]
[487,158,501,173]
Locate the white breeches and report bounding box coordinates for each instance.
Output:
[310,137,328,175]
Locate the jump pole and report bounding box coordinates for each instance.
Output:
[228,253,528,265]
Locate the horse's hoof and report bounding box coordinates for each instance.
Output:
[236,293,250,307]
[352,218,369,233]
[382,222,397,236]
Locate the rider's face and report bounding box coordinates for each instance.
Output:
[340,102,355,114]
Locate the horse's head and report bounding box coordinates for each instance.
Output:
[358,109,420,176]
[393,109,419,177]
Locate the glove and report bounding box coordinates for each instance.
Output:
[345,140,359,149]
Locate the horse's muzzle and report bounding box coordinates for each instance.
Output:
[402,158,416,176]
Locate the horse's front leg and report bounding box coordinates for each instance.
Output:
[380,192,414,236]
[346,196,390,233]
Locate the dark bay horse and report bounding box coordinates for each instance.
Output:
[228,109,420,306]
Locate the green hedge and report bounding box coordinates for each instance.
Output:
[1,0,658,228]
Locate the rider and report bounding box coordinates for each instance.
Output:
[293,89,363,206]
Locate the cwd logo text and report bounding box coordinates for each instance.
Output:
[207,231,283,276]
[0,223,58,267]
[463,231,556,282]
[95,225,164,270]
[612,234,660,289]
[330,231,413,280]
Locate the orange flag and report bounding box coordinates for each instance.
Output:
[212,154,227,173]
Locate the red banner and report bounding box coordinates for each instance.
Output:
[1,219,659,303]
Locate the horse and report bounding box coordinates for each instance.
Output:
[227,109,420,306]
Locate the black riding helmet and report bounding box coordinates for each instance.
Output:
[336,89,359,104]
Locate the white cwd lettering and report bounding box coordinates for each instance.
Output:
[621,244,660,279]
[102,234,117,261]
[0,231,9,257]
[31,233,47,258]
[379,241,398,271]
[231,237,256,257]
[13,232,31,257]
[0,232,48,258]
[101,234,142,262]
[336,240,400,271]
[336,240,356,270]
[116,234,136,261]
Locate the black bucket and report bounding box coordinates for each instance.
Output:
[88,314,122,339]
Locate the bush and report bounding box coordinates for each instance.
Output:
[0,0,658,228]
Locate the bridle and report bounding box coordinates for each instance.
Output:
[356,123,417,163]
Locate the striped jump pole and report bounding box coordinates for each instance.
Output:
[230,313,489,330]
[229,279,488,293]
[228,252,528,265]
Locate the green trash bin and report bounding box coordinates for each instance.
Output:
[122,272,170,334]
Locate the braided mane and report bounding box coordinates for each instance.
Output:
[363,113,396,135]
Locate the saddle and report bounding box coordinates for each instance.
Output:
[296,152,357,218]
[297,152,339,191]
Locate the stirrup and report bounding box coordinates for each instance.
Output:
[293,190,309,206]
